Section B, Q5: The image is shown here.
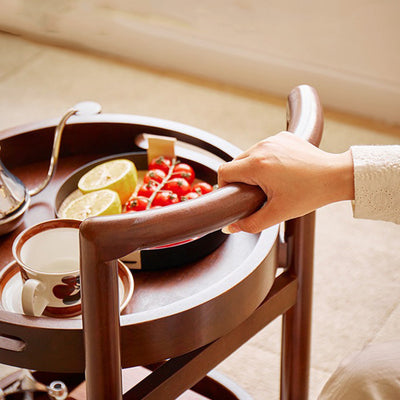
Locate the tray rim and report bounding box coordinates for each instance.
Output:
[0,113,243,164]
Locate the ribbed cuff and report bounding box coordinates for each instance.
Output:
[351,145,400,224]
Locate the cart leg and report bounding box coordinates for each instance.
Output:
[79,233,123,400]
[280,212,315,400]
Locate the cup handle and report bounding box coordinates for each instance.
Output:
[21,279,49,316]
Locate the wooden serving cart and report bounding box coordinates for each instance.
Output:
[0,85,322,399]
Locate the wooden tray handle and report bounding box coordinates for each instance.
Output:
[287,84,323,147]
[80,84,323,259]
[79,84,323,400]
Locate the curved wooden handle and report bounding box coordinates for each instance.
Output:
[286,84,323,146]
[80,183,264,260]
[80,84,324,259]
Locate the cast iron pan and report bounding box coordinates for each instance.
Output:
[54,151,227,270]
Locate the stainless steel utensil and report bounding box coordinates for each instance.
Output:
[0,369,68,399]
[0,101,101,235]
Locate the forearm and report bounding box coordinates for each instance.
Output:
[218,132,400,233]
[322,150,355,205]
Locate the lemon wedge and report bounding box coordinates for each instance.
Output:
[63,189,122,220]
[78,159,137,204]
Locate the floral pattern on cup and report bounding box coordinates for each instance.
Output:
[53,275,80,305]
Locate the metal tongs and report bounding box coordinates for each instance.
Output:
[0,101,102,235]
[0,369,67,399]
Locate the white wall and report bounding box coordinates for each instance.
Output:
[1,0,399,124]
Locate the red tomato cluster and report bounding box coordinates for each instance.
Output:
[124,156,214,212]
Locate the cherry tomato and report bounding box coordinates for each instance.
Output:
[152,191,180,207]
[143,169,166,184]
[164,178,191,197]
[124,196,150,212]
[137,180,158,198]
[181,192,199,201]
[172,163,195,184]
[192,182,213,195]
[148,156,172,174]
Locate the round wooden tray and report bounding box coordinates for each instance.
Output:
[0,112,279,373]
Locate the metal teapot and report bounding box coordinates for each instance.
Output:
[0,101,101,235]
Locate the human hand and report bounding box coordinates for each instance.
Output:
[218,131,354,233]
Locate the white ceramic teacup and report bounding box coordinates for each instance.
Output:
[12,219,81,317]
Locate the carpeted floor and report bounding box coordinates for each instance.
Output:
[0,31,399,399]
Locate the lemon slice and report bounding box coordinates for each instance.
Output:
[63,189,122,220]
[78,159,137,204]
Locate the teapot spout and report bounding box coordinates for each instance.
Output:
[29,101,102,197]
[0,101,101,235]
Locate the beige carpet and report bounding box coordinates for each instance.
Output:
[0,31,399,399]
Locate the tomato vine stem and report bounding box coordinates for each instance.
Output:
[146,157,178,210]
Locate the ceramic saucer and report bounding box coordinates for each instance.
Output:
[0,261,134,318]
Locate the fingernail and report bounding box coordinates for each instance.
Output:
[222,224,240,234]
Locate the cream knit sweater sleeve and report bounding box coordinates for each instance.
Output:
[351,145,400,224]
